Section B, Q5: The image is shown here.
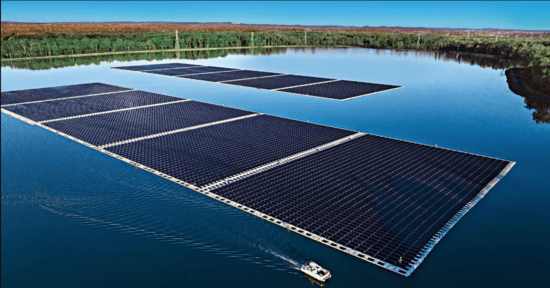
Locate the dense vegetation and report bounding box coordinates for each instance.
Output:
[2,30,549,67]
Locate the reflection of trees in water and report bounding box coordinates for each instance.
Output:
[425,50,525,69]
[2,47,523,71]
[506,66,550,124]
[1,47,289,70]
[3,47,547,124]
[384,49,524,69]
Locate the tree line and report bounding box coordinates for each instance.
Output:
[2,31,549,67]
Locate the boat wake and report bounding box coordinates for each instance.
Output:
[31,175,309,276]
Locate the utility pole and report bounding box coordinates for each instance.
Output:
[251,32,254,47]
[175,30,179,49]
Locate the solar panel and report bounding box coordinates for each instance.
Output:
[228,74,332,90]
[105,115,355,186]
[180,70,281,82]
[44,101,253,146]
[2,90,181,122]
[211,134,513,273]
[279,80,402,100]
[147,66,237,76]
[1,83,130,106]
[114,63,200,71]
[111,64,402,100]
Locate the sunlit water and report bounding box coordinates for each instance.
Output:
[2,48,549,287]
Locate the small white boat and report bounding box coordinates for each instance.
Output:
[300,261,331,283]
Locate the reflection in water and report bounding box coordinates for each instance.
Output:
[505,66,550,124]
[1,47,523,71]
[0,47,289,70]
[2,47,546,124]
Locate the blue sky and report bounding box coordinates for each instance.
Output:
[2,1,549,31]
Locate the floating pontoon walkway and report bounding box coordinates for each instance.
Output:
[111,63,402,100]
[1,83,514,276]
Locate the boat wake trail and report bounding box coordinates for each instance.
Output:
[261,247,302,270]
[32,174,308,276]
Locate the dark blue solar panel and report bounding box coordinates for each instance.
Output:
[114,63,201,71]
[106,115,355,186]
[1,83,129,106]
[111,65,404,100]
[3,90,181,122]
[180,70,281,82]
[147,66,237,76]
[212,135,510,270]
[280,80,401,100]
[45,101,253,146]
[228,75,331,90]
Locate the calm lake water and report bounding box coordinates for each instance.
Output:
[2,48,549,288]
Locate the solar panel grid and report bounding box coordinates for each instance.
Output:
[115,63,199,71]
[112,64,402,100]
[227,74,332,90]
[2,90,181,122]
[364,155,495,262]
[180,70,281,82]
[146,66,237,76]
[279,80,402,100]
[1,83,129,106]
[105,115,355,186]
[211,135,510,270]
[44,101,253,146]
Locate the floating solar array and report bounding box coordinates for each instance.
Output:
[112,64,402,100]
[1,83,514,277]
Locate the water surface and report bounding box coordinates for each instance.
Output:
[2,48,549,287]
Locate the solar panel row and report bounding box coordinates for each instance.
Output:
[113,64,401,100]
[279,80,402,100]
[1,83,130,106]
[113,63,200,71]
[105,115,355,186]
[2,90,181,122]
[44,101,254,146]
[147,66,237,76]
[1,83,514,277]
[182,70,281,82]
